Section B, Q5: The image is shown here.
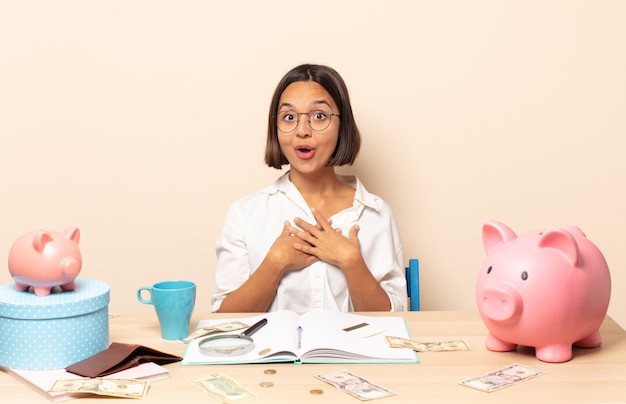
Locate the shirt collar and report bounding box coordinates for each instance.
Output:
[336,174,379,212]
[270,171,379,212]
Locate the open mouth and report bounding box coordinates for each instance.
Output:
[295,145,315,159]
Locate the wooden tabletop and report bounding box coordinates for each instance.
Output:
[2,310,625,403]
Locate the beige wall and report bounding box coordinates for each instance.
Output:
[1,1,625,327]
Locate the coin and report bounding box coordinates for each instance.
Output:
[264,369,277,375]
[260,381,274,388]
[310,389,324,395]
[258,348,271,355]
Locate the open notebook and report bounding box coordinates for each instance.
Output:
[182,309,418,365]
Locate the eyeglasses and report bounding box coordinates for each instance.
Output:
[275,110,340,133]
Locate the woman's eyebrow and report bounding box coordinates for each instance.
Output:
[278,100,332,110]
[312,100,332,108]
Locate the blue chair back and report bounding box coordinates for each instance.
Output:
[406,258,420,311]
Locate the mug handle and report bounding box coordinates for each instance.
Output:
[137,287,153,304]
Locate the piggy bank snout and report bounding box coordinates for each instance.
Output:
[478,283,523,323]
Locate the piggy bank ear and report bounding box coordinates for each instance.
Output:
[483,221,517,254]
[563,225,586,238]
[63,227,81,243]
[537,229,581,266]
[33,231,54,252]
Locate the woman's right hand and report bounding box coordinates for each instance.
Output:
[265,221,319,274]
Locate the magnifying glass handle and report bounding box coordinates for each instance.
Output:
[243,318,268,337]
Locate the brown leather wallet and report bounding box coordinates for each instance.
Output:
[65,342,182,377]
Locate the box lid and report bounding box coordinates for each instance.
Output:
[0,278,109,320]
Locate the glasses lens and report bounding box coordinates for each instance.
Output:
[309,110,331,131]
[277,111,297,133]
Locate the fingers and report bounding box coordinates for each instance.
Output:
[292,208,333,234]
[292,218,317,237]
[281,221,292,236]
[348,224,360,239]
[310,208,333,232]
[290,209,347,241]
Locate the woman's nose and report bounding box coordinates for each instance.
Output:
[295,115,311,137]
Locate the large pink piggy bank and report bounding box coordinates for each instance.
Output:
[477,220,611,363]
[8,228,82,296]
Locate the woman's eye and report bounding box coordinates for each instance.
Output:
[282,113,295,121]
[312,111,327,121]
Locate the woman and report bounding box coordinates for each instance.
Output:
[212,64,406,312]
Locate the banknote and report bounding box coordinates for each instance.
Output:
[182,321,249,343]
[385,335,471,351]
[460,363,545,392]
[315,369,395,401]
[188,372,257,401]
[49,378,149,398]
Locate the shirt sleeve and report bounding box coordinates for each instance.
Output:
[382,248,408,312]
[211,201,251,312]
[374,204,408,312]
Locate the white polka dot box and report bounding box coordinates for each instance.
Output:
[0,278,110,370]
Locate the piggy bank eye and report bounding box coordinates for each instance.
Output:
[487,266,493,274]
[521,271,528,281]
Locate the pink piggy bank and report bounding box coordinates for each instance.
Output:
[8,228,82,296]
[477,220,611,363]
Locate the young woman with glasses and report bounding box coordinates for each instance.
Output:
[211,64,407,313]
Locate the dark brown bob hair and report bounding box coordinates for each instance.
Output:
[264,64,361,169]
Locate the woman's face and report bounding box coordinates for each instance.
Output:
[276,81,340,176]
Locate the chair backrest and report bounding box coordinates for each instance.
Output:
[405,258,420,311]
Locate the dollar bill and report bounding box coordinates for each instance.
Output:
[385,335,471,351]
[188,372,257,401]
[315,370,395,401]
[49,378,149,399]
[460,363,545,392]
[182,321,249,343]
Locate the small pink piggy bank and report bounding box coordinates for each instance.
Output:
[8,227,82,296]
[477,220,611,363]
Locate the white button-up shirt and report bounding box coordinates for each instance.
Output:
[211,172,407,312]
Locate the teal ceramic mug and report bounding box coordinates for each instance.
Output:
[137,280,196,340]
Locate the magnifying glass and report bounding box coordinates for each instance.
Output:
[198,318,267,357]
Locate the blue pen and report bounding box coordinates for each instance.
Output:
[297,326,303,349]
